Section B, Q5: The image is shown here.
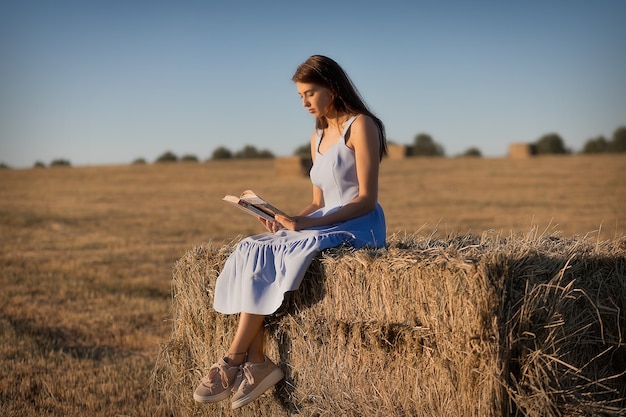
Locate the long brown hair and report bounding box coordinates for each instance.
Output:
[292,55,388,160]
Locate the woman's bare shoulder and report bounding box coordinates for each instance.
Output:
[349,114,379,143]
[351,114,378,134]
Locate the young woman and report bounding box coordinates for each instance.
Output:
[194,55,387,409]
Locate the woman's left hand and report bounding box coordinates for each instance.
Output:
[275,214,315,231]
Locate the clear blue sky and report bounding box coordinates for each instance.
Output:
[1,0,625,167]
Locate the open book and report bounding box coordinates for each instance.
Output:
[222,190,293,222]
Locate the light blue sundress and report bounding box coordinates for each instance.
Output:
[213,115,386,315]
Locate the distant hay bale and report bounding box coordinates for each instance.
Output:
[275,156,313,177]
[153,232,626,416]
[509,143,537,159]
[387,144,408,159]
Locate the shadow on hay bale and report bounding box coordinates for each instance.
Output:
[152,232,626,417]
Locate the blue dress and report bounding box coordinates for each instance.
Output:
[213,116,386,315]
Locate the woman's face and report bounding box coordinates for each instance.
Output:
[296,82,334,118]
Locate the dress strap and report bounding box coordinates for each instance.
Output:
[341,115,359,138]
[315,128,323,150]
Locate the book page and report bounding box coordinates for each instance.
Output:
[239,191,292,220]
[222,190,292,222]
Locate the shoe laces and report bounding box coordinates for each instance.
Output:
[233,363,254,391]
[239,363,256,387]
[202,362,232,389]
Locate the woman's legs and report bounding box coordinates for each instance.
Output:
[228,313,284,409]
[225,313,266,365]
[195,312,283,405]
[194,313,265,403]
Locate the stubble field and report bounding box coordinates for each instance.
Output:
[0,155,624,416]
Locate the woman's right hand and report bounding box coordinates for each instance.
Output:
[259,217,283,233]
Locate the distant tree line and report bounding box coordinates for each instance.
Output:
[25,159,72,168]
[146,145,275,165]
[400,126,625,158]
[210,145,274,160]
[1,145,275,169]
[368,125,626,159]
[142,146,275,164]
[581,127,626,154]
[524,127,625,155]
[2,126,623,169]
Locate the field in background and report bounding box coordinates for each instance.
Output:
[0,155,624,416]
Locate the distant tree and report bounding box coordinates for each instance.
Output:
[257,149,274,159]
[0,162,10,169]
[461,147,482,157]
[131,158,147,165]
[581,136,609,154]
[34,161,46,168]
[535,133,567,155]
[181,154,199,163]
[235,145,260,159]
[50,158,71,167]
[211,146,233,160]
[234,145,274,159]
[293,143,311,157]
[609,126,626,153]
[155,151,178,163]
[410,133,445,157]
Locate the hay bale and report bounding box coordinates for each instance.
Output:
[508,143,537,159]
[499,237,626,416]
[153,233,626,416]
[386,144,408,159]
[275,156,313,177]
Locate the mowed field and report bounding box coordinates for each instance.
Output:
[1,155,625,416]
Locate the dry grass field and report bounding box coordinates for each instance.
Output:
[0,155,624,416]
